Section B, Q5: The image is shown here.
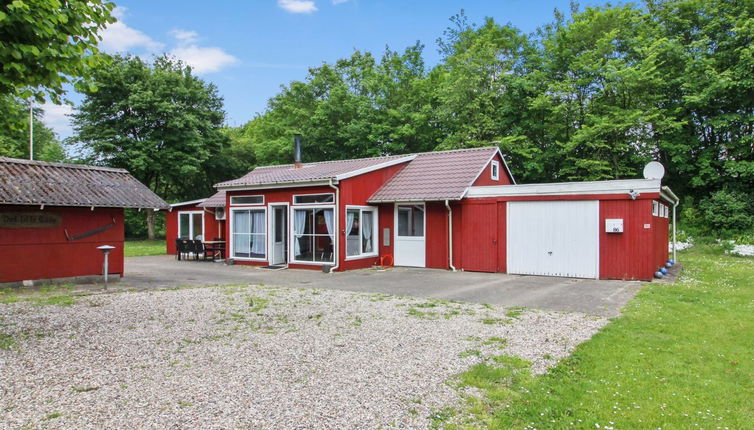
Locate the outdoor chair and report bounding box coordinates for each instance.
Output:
[175,238,183,260]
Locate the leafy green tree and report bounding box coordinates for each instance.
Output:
[0,0,114,103]
[70,55,228,238]
[0,95,65,161]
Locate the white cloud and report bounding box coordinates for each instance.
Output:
[99,7,164,53]
[38,102,74,138]
[169,29,239,74]
[278,0,318,14]
[332,0,349,4]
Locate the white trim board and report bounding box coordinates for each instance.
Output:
[335,155,416,180]
[467,179,662,198]
[170,198,207,208]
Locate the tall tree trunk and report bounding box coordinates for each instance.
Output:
[146,210,156,240]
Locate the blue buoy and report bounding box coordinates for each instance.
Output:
[655,271,664,279]
[668,259,675,265]
[665,262,672,268]
[660,267,668,275]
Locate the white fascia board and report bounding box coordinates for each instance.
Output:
[367,197,463,203]
[169,198,207,208]
[334,155,416,181]
[216,179,334,191]
[466,179,661,198]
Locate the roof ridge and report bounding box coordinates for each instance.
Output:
[415,146,498,156]
[251,153,410,170]
[0,157,128,173]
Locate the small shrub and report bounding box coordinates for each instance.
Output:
[699,190,754,236]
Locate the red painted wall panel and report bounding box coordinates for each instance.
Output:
[425,202,449,269]
[0,206,125,283]
[165,204,224,255]
[599,199,656,280]
[653,208,669,270]
[339,163,407,270]
[472,153,513,186]
[458,201,498,272]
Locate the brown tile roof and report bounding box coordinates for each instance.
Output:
[368,147,502,202]
[0,157,168,209]
[216,154,414,188]
[198,190,226,208]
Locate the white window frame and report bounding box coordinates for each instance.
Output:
[268,202,290,266]
[491,160,500,181]
[289,205,336,265]
[229,206,267,261]
[177,210,204,240]
[292,193,335,205]
[230,195,264,206]
[395,203,426,238]
[652,201,659,217]
[344,205,379,261]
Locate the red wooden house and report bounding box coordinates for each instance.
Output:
[209,144,678,281]
[165,190,226,255]
[0,157,167,284]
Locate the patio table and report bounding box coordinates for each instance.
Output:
[202,240,226,260]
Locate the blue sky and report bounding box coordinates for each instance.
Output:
[43,0,612,139]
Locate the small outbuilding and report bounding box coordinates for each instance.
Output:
[0,157,167,284]
[207,141,678,281]
[165,190,226,255]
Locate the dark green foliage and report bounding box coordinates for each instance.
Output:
[0,0,114,103]
[699,190,754,236]
[124,209,165,239]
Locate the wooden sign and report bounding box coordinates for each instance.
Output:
[0,212,62,229]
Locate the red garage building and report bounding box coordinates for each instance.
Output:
[0,157,167,284]
[211,144,677,281]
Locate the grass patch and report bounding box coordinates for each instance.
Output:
[124,239,165,257]
[0,332,15,350]
[44,412,62,420]
[446,245,754,429]
[479,317,509,325]
[72,386,100,393]
[504,306,526,319]
[0,284,78,307]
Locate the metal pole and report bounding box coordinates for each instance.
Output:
[672,203,677,262]
[29,101,33,160]
[103,251,109,289]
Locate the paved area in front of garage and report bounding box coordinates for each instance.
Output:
[122,256,642,317]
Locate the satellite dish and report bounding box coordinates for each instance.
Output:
[643,161,665,180]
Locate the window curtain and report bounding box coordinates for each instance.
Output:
[233,211,251,255]
[346,211,355,236]
[362,211,373,253]
[251,211,265,255]
[294,210,307,256]
[323,209,334,240]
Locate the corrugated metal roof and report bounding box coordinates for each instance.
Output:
[215,154,413,188]
[198,190,226,208]
[0,157,168,209]
[369,147,500,202]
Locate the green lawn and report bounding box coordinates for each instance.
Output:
[124,239,166,257]
[444,245,754,429]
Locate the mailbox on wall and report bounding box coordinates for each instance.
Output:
[605,218,624,233]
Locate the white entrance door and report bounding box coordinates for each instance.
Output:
[269,205,287,265]
[394,204,425,267]
[507,200,599,279]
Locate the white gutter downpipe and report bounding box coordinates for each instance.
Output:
[662,186,680,262]
[445,200,456,272]
[328,178,340,273]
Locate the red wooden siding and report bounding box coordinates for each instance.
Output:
[459,201,498,272]
[472,152,513,186]
[165,204,224,255]
[599,199,656,280]
[425,202,449,269]
[653,205,669,270]
[0,206,125,283]
[339,163,407,270]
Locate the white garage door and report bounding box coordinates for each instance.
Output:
[507,200,599,279]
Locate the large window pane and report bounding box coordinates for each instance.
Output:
[191,213,203,240]
[293,208,333,263]
[346,209,360,256]
[232,209,265,259]
[179,213,190,239]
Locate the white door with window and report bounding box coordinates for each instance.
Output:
[394,203,425,267]
[178,211,203,240]
[269,205,287,265]
[507,200,599,278]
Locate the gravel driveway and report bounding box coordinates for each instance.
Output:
[0,284,607,429]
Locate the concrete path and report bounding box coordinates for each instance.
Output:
[122,256,642,317]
